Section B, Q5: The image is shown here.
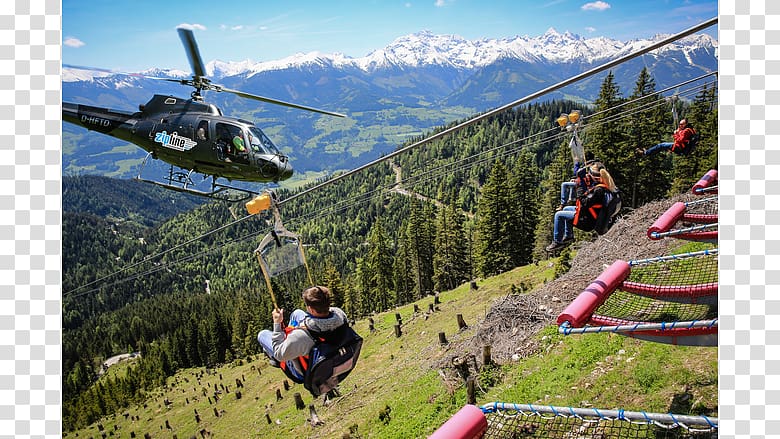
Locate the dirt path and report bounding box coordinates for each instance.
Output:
[389,160,475,219]
[100,352,141,375]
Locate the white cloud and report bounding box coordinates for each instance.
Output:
[231,25,244,31]
[176,23,207,31]
[581,1,610,11]
[434,0,449,6]
[585,26,596,32]
[63,36,85,48]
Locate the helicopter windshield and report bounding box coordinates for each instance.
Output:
[247,126,281,155]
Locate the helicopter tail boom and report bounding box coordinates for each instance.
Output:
[63,102,137,137]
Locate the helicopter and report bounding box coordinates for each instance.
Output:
[62,27,345,200]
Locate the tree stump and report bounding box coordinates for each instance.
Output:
[438,332,448,345]
[483,345,492,367]
[294,392,305,410]
[394,324,402,338]
[276,388,283,401]
[457,314,468,330]
[466,376,476,404]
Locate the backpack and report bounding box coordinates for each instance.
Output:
[573,184,620,235]
[601,188,623,233]
[303,324,363,397]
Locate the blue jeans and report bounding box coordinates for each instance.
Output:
[644,142,673,156]
[560,181,576,205]
[257,309,308,360]
[553,206,576,243]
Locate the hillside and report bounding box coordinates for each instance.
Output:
[63,175,206,226]
[64,192,717,438]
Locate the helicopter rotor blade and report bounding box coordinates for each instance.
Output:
[219,86,346,118]
[177,27,207,79]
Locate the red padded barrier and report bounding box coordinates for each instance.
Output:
[556,260,631,328]
[620,281,718,299]
[429,404,488,439]
[692,169,718,194]
[647,202,686,239]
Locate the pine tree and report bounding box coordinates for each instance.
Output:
[406,198,435,299]
[534,141,571,258]
[393,220,415,305]
[322,259,346,309]
[509,151,540,266]
[365,219,394,311]
[585,71,626,182]
[474,162,514,277]
[624,67,673,205]
[433,198,469,292]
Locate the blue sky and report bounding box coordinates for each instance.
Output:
[63,0,718,72]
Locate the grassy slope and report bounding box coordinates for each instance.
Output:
[65,257,717,439]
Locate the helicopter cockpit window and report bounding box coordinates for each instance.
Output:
[247,126,280,155]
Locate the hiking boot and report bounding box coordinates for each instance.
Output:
[635,148,646,157]
[546,238,573,251]
[555,204,565,211]
[546,241,565,251]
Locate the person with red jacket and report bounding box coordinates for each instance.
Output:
[637,118,697,156]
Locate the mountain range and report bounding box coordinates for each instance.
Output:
[62,29,717,179]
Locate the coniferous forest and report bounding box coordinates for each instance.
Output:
[62,69,718,431]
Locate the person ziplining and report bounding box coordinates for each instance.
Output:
[636,118,699,157]
[248,192,363,398]
[548,112,622,252]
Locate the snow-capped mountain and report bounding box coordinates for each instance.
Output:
[62,29,717,177]
[64,29,717,81]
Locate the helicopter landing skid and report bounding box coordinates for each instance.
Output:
[135,156,259,202]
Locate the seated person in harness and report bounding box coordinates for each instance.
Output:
[257,286,362,396]
[558,152,602,211]
[637,118,698,156]
[547,163,620,251]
